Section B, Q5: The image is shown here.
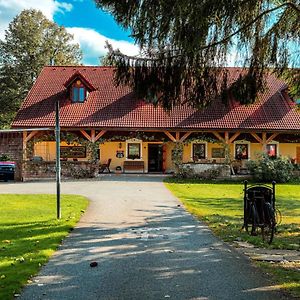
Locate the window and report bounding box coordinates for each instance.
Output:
[71,80,86,102]
[127,143,141,159]
[266,144,277,158]
[72,87,86,102]
[192,143,206,161]
[235,144,249,160]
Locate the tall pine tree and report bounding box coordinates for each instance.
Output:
[95,0,300,109]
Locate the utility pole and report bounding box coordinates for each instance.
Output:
[55,100,61,219]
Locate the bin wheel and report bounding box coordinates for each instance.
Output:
[262,203,276,244]
[245,204,259,236]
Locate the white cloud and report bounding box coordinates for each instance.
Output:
[67,27,140,65]
[0,0,72,39]
[0,0,139,66]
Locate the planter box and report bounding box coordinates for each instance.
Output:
[183,162,231,178]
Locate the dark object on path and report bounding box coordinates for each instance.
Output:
[243,180,278,244]
[0,161,15,182]
[99,159,111,173]
[90,262,98,268]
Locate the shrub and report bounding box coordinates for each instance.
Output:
[0,154,11,161]
[246,153,293,183]
[175,164,195,178]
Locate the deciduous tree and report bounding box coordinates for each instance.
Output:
[0,9,82,128]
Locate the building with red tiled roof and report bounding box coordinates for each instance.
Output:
[12,66,300,177]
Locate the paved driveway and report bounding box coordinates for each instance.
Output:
[0,177,288,299]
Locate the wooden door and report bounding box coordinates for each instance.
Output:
[297,147,300,164]
[148,144,163,172]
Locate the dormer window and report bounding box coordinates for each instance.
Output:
[64,71,96,103]
[72,80,86,102]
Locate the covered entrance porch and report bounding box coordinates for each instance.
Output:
[15,128,300,180]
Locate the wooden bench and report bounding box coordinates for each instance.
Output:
[123,160,144,173]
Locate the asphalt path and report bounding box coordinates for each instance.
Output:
[0,177,289,299]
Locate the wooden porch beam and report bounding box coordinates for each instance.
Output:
[22,131,27,161]
[250,133,263,144]
[262,132,267,151]
[80,130,92,141]
[94,130,107,142]
[91,129,95,142]
[212,132,225,143]
[175,132,180,142]
[266,133,279,144]
[225,132,229,144]
[25,130,38,142]
[164,131,176,142]
[228,132,241,144]
[180,132,192,142]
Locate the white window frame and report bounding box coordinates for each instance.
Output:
[190,141,208,160]
[234,140,251,160]
[126,138,143,160]
[266,140,279,157]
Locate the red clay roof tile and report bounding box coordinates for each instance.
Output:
[12,66,300,131]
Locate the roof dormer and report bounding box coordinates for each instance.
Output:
[64,71,96,103]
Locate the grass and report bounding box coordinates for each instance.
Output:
[0,194,88,300]
[165,180,300,297]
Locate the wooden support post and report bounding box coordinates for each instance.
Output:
[225,132,229,144]
[266,133,279,144]
[94,130,107,142]
[163,131,176,142]
[224,132,231,168]
[80,130,92,141]
[180,132,192,142]
[250,133,263,144]
[175,132,180,142]
[91,129,96,142]
[262,132,267,151]
[228,132,241,144]
[212,132,225,143]
[25,130,38,142]
[22,131,27,161]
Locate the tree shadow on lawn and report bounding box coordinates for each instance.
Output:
[18,208,289,300]
[0,221,75,299]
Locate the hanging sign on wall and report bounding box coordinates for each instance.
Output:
[116,150,124,158]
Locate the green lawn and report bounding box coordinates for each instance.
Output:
[165,180,300,297]
[0,194,88,300]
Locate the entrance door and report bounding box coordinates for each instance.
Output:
[148,144,163,172]
[297,147,300,164]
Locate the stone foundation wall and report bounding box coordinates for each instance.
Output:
[183,163,231,178]
[23,161,99,180]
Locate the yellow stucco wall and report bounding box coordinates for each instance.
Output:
[280,143,300,160]
[34,140,300,173]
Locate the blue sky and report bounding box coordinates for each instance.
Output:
[1,1,298,67]
[0,0,139,65]
[55,1,132,43]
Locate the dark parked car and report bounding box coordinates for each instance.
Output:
[0,161,15,182]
